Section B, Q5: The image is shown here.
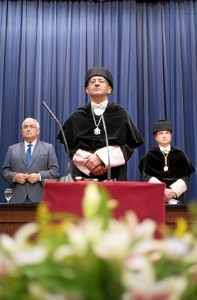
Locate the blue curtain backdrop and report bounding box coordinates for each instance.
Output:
[0,0,196,203]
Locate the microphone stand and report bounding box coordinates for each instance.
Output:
[43,101,74,182]
[94,108,113,181]
[101,114,112,181]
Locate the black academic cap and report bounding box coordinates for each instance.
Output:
[85,66,113,89]
[152,120,173,135]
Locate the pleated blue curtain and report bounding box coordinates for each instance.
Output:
[0,0,196,202]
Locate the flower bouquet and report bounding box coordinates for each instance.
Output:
[0,183,197,300]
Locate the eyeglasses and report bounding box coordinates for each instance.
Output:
[22,125,37,129]
[88,78,108,85]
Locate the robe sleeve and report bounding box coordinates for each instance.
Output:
[95,145,125,167]
[73,149,92,176]
[169,179,187,198]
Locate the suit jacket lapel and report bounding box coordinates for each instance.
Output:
[20,142,26,166]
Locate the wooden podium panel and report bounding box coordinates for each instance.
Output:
[165,204,192,229]
[0,204,37,236]
[44,181,166,225]
[0,204,190,236]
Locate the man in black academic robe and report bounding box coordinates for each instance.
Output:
[57,66,144,181]
[139,120,195,203]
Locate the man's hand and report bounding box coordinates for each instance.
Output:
[26,173,40,184]
[91,165,107,176]
[164,188,177,202]
[14,173,29,184]
[84,154,105,172]
[14,173,40,184]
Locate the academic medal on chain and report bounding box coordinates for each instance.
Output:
[162,151,169,172]
[94,127,101,135]
[92,109,102,135]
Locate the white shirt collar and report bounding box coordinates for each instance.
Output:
[159,145,171,152]
[24,140,37,148]
[91,99,108,110]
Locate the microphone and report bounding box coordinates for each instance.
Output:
[43,101,74,182]
[94,108,112,181]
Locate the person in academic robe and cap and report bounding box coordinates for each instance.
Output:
[57,66,144,181]
[139,120,195,204]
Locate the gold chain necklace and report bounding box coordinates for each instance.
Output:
[162,151,169,171]
[92,110,102,135]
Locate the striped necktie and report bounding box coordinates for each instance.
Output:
[26,144,32,166]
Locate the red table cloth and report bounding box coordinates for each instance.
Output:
[44,181,165,224]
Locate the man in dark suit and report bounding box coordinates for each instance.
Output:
[1,118,60,203]
[139,120,195,204]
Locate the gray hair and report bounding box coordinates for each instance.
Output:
[22,118,40,129]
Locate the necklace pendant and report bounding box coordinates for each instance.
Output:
[94,127,101,135]
[164,166,168,171]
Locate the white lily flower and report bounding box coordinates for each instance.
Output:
[53,245,75,261]
[13,246,47,265]
[123,254,156,290]
[82,183,101,218]
[133,218,157,240]
[122,276,188,300]
[163,237,191,259]
[67,219,103,256]
[122,211,139,231]
[14,222,39,244]
[132,239,163,256]
[94,220,132,259]
[154,276,188,300]
[0,183,196,300]
[0,234,17,253]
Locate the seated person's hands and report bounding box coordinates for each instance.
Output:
[164,188,177,202]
